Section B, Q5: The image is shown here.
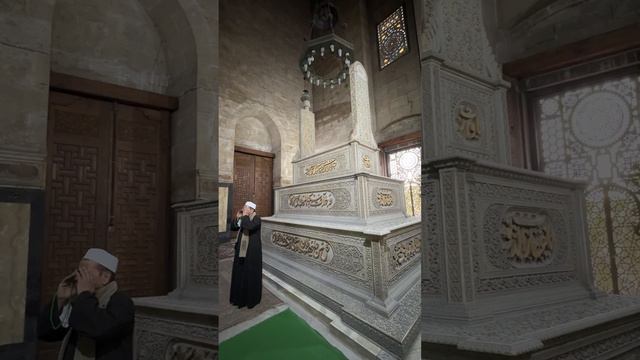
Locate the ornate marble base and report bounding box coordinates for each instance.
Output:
[423,295,640,359]
[132,199,218,359]
[262,216,420,358]
[134,296,217,360]
[422,156,640,359]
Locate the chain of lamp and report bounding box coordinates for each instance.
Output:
[300,41,352,88]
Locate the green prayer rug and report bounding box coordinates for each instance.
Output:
[220,309,348,360]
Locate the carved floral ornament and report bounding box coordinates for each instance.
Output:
[272,231,334,263]
[392,237,420,270]
[288,191,335,208]
[362,155,371,168]
[376,189,394,207]
[304,158,337,176]
[456,101,480,140]
[501,210,554,266]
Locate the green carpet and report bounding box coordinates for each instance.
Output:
[220,309,348,360]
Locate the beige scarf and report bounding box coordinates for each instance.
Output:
[239,213,256,258]
[58,281,118,360]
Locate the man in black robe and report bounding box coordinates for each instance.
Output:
[38,248,134,360]
[229,200,263,309]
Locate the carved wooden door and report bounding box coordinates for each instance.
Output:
[232,150,273,219]
[41,91,170,359]
[253,155,273,217]
[110,103,170,297]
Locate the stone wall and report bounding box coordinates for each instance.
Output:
[218,0,308,186]
[51,0,169,94]
[0,0,53,189]
[368,0,422,144]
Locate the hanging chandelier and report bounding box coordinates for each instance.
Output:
[301,1,354,89]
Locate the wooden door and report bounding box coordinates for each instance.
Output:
[43,92,113,301]
[41,91,114,359]
[232,150,273,218]
[110,103,170,297]
[41,92,170,359]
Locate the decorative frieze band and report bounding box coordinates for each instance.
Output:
[376,189,395,207]
[288,191,335,208]
[304,158,337,176]
[391,236,421,270]
[271,231,334,263]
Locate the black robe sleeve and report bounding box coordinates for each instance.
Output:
[68,291,135,341]
[230,216,241,231]
[239,215,261,232]
[37,297,69,341]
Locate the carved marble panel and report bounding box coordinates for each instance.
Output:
[355,143,380,176]
[471,180,578,295]
[386,226,422,285]
[368,177,405,217]
[135,312,217,360]
[440,73,498,161]
[294,147,350,184]
[277,178,357,217]
[262,223,371,289]
[422,177,443,297]
[271,231,334,263]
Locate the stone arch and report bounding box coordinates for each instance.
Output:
[228,109,284,187]
[48,0,218,202]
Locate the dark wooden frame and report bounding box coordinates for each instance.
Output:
[234,145,276,159]
[0,188,45,360]
[503,23,640,79]
[378,131,421,177]
[50,72,179,112]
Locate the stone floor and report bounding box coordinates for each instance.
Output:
[219,240,283,331]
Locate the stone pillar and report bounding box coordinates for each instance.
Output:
[299,90,316,159]
[134,200,217,360]
[348,61,378,150]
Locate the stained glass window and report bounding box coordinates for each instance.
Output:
[387,146,421,216]
[377,5,409,69]
[536,74,640,296]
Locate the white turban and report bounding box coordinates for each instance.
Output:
[245,201,257,210]
[83,248,118,273]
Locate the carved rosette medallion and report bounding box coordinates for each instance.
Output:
[375,189,394,207]
[288,191,335,208]
[304,158,337,176]
[501,210,554,266]
[455,101,480,140]
[362,155,371,169]
[392,237,421,270]
[272,231,334,263]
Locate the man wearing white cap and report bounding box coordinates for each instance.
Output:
[38,248,134,360]
[229,200,263,308]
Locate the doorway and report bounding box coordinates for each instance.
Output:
[39,85,171,359]
[232,147,274,218]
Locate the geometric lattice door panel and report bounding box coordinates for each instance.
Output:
[44,92,170,302]
[535,74,640,295]
[111,103,170,297]
[232,150,273,219]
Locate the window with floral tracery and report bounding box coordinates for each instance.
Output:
[387,146,421,216]
[376,5,409,69]
[534,74,640,296]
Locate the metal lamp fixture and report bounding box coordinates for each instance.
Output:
[300,0,354,89]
